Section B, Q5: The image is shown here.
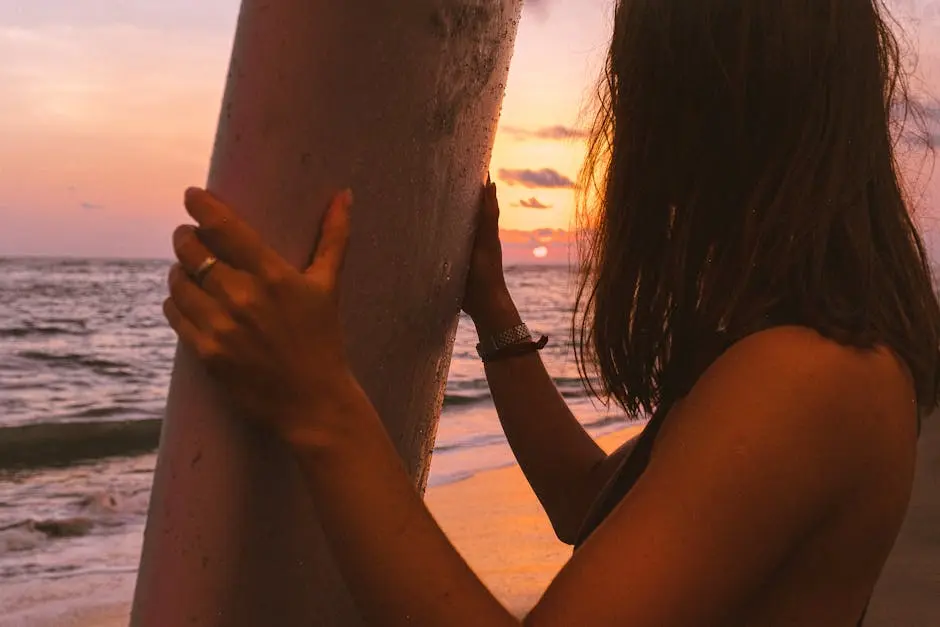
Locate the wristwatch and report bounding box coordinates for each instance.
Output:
[475,323,533,359]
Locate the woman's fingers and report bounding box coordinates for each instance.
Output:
[173,225,264,313]
[474,181,500,239]
[173,225,230,292]
[168,263,235,336]
[485,181,499,222]
[304,189,353,295]
[183,187,291,282]
[162,296,222,363]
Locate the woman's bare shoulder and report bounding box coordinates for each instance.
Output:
[530,326,916,626]
[690,324,918,472]
[726,325,915,412]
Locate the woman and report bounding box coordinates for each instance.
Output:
[164,1,939,625]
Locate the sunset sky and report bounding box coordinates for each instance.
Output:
[2,0,939,263]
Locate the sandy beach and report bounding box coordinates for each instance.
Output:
[4,418,936,626]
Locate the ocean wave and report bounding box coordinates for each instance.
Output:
[0,518,96,555]
[445,376,596,398]
[0,498,143,560]
[442,389,592,407]
[0,325,91,338]
[0,420,162,471]
[433,411,632,455]
[582,412,640,430]
[441,392,489,406]
[445,379,491,392]
[0,387,622,471]
[15,351,135,377]
[65,406,132,420]
[49,259,95,267]
[434,431,507,454]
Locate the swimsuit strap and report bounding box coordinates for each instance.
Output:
[572,400,672,549]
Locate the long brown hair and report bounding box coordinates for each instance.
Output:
[572,0,940,420]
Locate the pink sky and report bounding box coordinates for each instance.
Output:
[1,0,939,265]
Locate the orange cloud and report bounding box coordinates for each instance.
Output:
[499,125,588,141]
[497,168,575,188]
[514,197,553,209]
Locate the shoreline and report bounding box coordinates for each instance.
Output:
[424,427,641,617]
[3,417,936,626]
[0,427,638,626]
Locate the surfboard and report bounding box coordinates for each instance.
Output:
[130,1,524,625]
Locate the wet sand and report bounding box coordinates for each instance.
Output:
[423,427,642,617]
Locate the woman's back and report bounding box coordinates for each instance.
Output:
[570,326,919,626]
[713,336,917,626]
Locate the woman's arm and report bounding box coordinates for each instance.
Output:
[473,297,639,544]
[290,372,633,624]
[288,329,883,627]
[167,189,889,627]
[290,373,521,627]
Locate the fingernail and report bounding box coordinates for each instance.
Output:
[172,225,191,249]
[341,188,354,207]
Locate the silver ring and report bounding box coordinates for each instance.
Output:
[192,255,219,287]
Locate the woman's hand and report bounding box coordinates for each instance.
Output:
[164,187,355,444]
[462,176,515,326]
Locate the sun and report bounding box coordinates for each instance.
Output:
[532,246,549,259]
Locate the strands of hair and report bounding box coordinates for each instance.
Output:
[570,0,940,422]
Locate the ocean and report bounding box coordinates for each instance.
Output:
[0,257,631,614]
